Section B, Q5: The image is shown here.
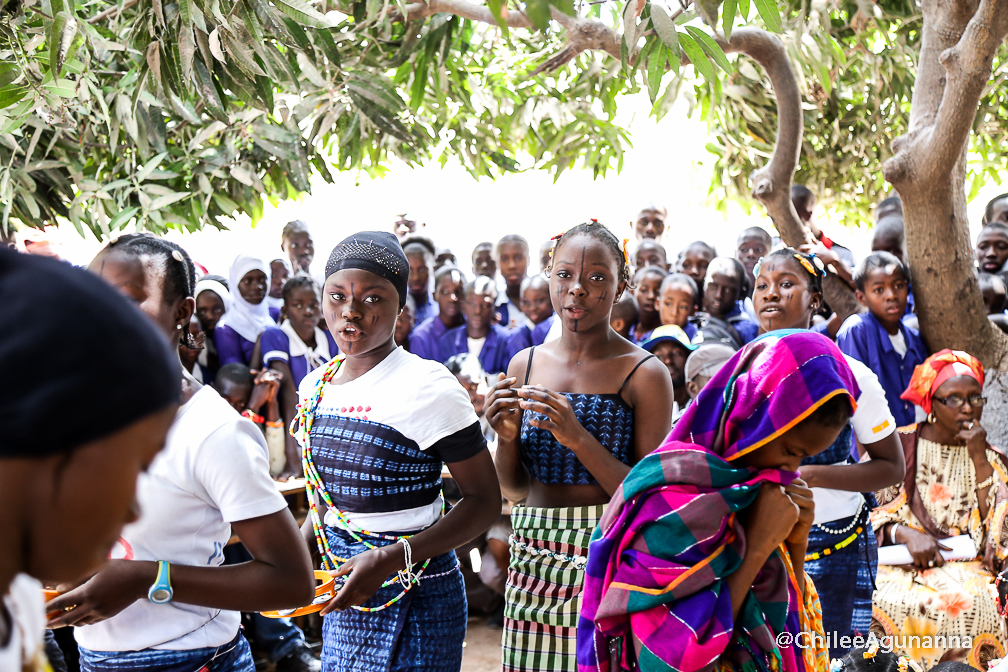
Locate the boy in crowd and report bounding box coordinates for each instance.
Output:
[658,273,698,340]
[640,324,697,413]
[395,295,416,350]
[411,265,466,361]
[630,265,667,343]
[676,241,716,293]
[875,194,902,222]
[510,275,555,351]
[736,227,771,292]
[976,222,1008,275]
[683,343,737,401]
[267,258,291,311]
[634,240,668,272]
[494,235,531,330]
[836,251,927,427]
[435,248,457,271]
[983,193,1008,225]
[610,292,639,340]
[631,204,667,243]
[439,277,516,375]
[281,220,314,275]
[703,257,758,344]
[472,241,497,279]
[403,237,438,324]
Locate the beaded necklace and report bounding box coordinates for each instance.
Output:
[291,355,436,612]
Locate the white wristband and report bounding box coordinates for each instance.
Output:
[890,523,900,545]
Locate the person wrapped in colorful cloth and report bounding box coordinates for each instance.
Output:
[871,350,1008,669]
[577,330,862,672]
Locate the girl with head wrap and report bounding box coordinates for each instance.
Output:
[872,350,1008,669]
[578,330,859,672]
[194,274,231,377]
[0,249,178,672]
[292,231,500,671]
[215,253,281,366]
[51,234,314,672]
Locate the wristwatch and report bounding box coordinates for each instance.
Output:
[148,560,173,604]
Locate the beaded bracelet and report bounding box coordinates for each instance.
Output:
[977,474,995,491]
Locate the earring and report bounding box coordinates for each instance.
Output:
[927,412,936,424]
[176,324,182,330]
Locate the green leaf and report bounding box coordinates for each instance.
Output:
[108,207,139,231]
[223,33,267,78]
[684,26,731,72]
[525,0,551,31]
[137,152,169,181]
[722,0,737,39]
[548,0,574,17]
[274,0,333,28]
[49,12,78,78]
[193,59,227,120]
[0,85,29,109]
[237,0,264,43]
[348,91,412,142]
[247,0,293,42]
[677,30,714,81]
[179,26,196,86]
[648,3,678,53]
[316,29,341,68]
[647,42,665,103]
[738,0,750,20]
[179,0,193,26]
[0,63,18,89]
[149,191,192,210]
[753,0,781,32]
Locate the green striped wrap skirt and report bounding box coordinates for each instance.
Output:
[502,503,605,672]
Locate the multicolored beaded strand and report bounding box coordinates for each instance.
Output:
[290,355,436,613]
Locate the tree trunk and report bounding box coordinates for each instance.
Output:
[882,0,1008,443]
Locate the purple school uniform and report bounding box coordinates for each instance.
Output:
[411,316,458,362]
[215,306,280,366]
[509,315,557,353]
[261,326,339,389]
[438,323,523,375]
[412,293,438,326]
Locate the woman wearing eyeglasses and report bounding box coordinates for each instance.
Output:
[872,350,1008,669]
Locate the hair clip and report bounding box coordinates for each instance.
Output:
[753,256,765,278]
[621,238,630,266]
[794,253,820,278]
[863,643,878,660]
[171,250,185,263]
[548,233,564,260]
[830,659,845,672]
[589,218,600,225]
[898,657,909,672]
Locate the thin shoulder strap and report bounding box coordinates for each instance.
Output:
[524,346,536,385]
[618,354,655,394]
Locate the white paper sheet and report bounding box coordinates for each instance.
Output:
[876,534,977,565]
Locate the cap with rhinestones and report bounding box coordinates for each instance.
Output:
[325,231,410,308]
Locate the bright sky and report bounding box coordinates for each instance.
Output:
[25,91,1005,274]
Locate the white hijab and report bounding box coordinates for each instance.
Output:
[193,279,232,313]
[218,254,275,342]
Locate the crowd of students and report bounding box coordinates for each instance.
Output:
[4,188,1008,672]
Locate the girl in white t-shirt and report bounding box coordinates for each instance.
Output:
[294,232,500,672]
[48,235,315,672]
[0,249,179,672]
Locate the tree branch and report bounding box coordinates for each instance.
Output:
[721,27,861,321]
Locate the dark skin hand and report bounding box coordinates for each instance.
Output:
[313,268,501,610]
[487,233,674,505]
[49,510,314,626]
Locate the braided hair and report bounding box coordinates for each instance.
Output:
[754,247,825,297]
[550,220,632,286]
[105,233,203,350]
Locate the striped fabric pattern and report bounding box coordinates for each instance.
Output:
[503,504,605,672]
[577,331,859,672]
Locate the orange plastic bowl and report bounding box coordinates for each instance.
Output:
[260,570,337,619]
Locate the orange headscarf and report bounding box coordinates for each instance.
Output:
[900,349,984,415]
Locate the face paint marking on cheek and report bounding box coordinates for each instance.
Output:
[597,291,607,305]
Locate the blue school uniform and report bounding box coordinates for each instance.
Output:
[438,323,521,375]
[508,314,557,353]
[215,306,281,366]
[724,307,758,344]
[412,292,438,326]
[261,323,339,389]
[836,311,927,427]
[411,316,457,362]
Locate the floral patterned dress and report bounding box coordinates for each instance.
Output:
[871,426,1008,669]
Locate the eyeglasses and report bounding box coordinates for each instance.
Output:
[933,394,987,409]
